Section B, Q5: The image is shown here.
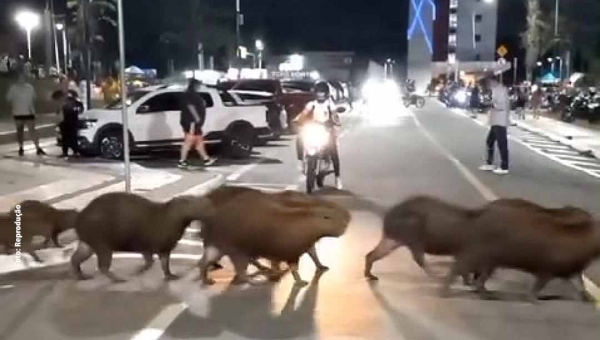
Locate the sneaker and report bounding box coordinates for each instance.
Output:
[18,148,24,157]
[36,148,46,156]
[335,177,343,190]
[493,168,509,175]
[203,157,217,166]
[478,164,495,171]
[177,160,189,169]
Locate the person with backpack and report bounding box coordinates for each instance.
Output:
[293,81,343,189]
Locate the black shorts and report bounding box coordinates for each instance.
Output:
[181,123,202,136]
[13,115,35,121]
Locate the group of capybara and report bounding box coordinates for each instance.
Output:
[1,187,599,303]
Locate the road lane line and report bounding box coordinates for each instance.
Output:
[175,174,225,197]
[130,302,188,340]
[285,184,299,191]
[226,162,261,181]
[413,113,600,307]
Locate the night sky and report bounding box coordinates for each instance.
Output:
[1,0,525,72]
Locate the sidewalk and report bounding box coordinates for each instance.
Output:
[511,112,600,159]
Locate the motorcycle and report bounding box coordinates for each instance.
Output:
[402,93,426,108]
[301,107,346,194]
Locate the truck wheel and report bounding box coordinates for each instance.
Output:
[224,122,254,159]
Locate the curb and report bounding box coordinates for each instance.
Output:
[0,174,227,277]
[514,121,597,159]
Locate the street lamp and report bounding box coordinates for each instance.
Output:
[15,10,40,60]
[255,39,264,69]
[56,23,68,74]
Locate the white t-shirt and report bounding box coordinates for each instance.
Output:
[6,83,36,117]
[305,99,334,123]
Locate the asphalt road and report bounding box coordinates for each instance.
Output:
[1,102,600,340]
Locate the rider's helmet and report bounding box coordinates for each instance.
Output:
[313,81,330,103]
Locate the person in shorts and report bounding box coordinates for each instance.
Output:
[178,78,216,168]
[5,73,46,156]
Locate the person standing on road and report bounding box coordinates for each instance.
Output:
[479,78,510,175]
[178,78,216,169]
[52,89,83,158]
[5,73,46,156]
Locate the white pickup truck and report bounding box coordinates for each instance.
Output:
[57,83,280,159]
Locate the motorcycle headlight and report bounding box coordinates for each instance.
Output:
[454,90,467,103]
[301,123,329,151]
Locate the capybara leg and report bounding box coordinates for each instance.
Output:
[569,274,595,303]
[136,252,155,274]
[307,246,328,271]
[440,259,471,298]
[364,237,401,281]
[97,248,126,283]
[527,276,551,303]
[473,268,495,300]
[50,231,61,248]
[71,242,94,280]
[159,251,179,281]
[25,246,43,263]
[289,261,308,287]
[249,258,271,272]
[409,247,433,277]
[198,245,222,285]
[230,254,252,285]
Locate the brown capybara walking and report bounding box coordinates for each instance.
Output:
[365,195,480,282]
[71,192,215,283]
[441,201,599,302]
[0,201,78,263]
[202,187,333,277]
[199,187,351,286]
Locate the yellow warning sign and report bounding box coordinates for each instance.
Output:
[497,45,508,57]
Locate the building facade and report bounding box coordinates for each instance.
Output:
[437,0,499,63]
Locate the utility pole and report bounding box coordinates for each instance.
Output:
[235,0,242,63]
[82,0,92,109]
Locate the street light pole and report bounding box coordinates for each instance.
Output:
[255,39,264,69]
[15,11,40,61]
[117,0,131,192]
[235,0,241,61]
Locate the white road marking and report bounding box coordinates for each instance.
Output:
[226,162,261,181]
[177,239,203,247]
[129,303,188,340]
[175,174,225,197]
[414,111,600,307]
[285,184,299,191]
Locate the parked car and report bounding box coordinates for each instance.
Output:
[56,83,278,159]
[218,79,316,130]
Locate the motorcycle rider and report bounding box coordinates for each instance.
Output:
[293,81,343,190]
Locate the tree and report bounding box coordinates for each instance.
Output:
[521,0,552,81]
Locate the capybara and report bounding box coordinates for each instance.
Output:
[365,195,480,282]
[71,192,215,282]
[0,201,78,263]
[199,187,351,286]
[441,200,599,302]
[203,187,334,277]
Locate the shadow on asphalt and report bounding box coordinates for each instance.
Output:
[164,271,323,339]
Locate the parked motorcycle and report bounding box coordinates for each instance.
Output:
[402,94,425,108]
[301,107,346,194]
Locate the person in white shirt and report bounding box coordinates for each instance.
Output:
[293,81,343,189]
[479,79,510,175]
[5,73,46,156]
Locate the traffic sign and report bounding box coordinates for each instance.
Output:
[497,45,508,57]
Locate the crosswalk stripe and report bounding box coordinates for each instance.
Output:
[555,154,597,162]
[0,176,114,211]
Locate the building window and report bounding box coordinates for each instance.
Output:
[449,34,457,47]
[475,14,483,23]
[475,34,482,43]
[450,0,458,9]
[448,53,456,64]
[449,14,458,28]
